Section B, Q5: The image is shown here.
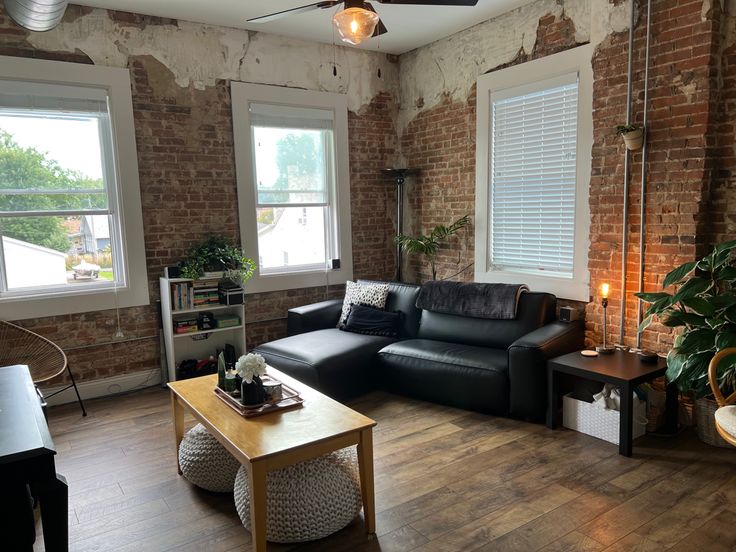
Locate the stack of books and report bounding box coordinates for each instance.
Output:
[192,281,220,308]
[170,282,193,311]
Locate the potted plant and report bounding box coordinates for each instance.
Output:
[616,124,645,151]
[396,214,470,281]
[180,235,256,286]
[636,239,736,446]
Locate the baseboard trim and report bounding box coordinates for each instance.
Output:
[42,368,163,407]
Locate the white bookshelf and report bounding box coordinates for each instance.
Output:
[160,276,246,382]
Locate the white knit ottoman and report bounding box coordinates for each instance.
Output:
[233,448,362,543]
[178,423,240,493]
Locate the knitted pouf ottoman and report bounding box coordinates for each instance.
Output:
[233,448,362,543]
[178,423,241,492]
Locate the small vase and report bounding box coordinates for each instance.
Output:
[241,375,265,406]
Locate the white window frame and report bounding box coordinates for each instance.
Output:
[475,45,592,302]
[231,82,353,294]
[0,55,149,319]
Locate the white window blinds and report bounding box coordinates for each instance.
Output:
[490,73,578,276]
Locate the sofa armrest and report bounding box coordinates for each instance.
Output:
[507,321,584,421]
[287,299,343,336]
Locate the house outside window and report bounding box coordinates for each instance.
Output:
[474,45,592,302]
[0,56,148,319]
[231,83,353,294]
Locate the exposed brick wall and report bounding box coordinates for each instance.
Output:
[586,0,723,351]
[0,6,398,386]
[400,11,586,287]
[349,92,401,281]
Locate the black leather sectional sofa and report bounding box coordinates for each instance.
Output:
[254,281,583,422]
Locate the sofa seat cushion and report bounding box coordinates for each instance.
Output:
[254,328,397,400]
[378,339,510,415]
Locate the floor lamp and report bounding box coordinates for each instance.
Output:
[382,168,418,282]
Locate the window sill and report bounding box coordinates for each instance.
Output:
[245,266,352,294]
[0,283,150,320]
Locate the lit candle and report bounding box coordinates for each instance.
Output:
[601,282,609,299]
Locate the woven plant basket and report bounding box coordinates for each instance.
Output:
[695,397,731,448]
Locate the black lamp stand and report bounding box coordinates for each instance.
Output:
[382,168,418,282]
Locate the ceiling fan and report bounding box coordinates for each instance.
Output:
[248,0,479,46]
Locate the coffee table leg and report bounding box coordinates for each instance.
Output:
[171,392,184,475]
[546,366,557,429]
[357,428,376,534]
[248,460,268,552]
[619,382,633,457]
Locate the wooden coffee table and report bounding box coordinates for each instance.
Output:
[168,368,377,551]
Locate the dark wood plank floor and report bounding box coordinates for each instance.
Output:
[33,386,736,552]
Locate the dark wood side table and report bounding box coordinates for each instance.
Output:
[546,350,679,457]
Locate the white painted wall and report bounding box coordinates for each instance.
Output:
[2,236,67,289]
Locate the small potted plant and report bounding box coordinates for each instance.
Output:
[616,124,645,151]
[636,239,736,446]
[396,214,470,281]
[180,235,256,285]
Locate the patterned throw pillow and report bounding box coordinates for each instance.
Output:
[337,281,389,329]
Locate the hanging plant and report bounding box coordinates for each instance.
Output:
[616,124,645,151]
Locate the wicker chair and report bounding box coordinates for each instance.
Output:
[0,320,86,416]
[708,347,736,447]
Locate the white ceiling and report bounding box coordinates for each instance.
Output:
[73,0,537,55]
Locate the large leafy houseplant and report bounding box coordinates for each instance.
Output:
[396,214,470,280]
[636,240,736,399]
[180,236,256,286]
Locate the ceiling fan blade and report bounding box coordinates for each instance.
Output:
[247,1,341,23]
[373,18,388,37]
[376,0,478,5]
[363,3,388,37]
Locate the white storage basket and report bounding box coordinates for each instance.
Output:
[562,392,646,445]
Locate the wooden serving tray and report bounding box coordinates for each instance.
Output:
[214,380,303,418]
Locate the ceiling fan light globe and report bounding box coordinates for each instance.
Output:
[333,7,379,45]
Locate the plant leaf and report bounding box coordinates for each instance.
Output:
[716,331,736,350]
[710,293,736,310]
[663,311,707,328]
[672,277,711,303]
[675,329,717,355]
[666,349,688,385]
[717,266,736,282]
[637,314,653,334]
[714,239,736,256]
[635,292,671,304]
[663,261,697,288]
[681,296,716,317]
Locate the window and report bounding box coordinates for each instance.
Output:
[232,83,352,294]
[475,45,592,301]
[0,56,148,319]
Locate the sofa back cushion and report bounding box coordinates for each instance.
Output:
[416,291,556,349]
[358,280,421,338]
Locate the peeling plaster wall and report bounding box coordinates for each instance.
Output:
[26,8,399,113]
[396,0,636,135]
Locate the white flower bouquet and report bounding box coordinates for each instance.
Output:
[235,352,267,384]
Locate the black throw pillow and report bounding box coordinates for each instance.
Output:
[342,303,402,337]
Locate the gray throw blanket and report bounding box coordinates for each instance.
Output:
[416,281,529,320]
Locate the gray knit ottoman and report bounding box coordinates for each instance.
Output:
[178,423,240,492]
[233,448,362,543]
